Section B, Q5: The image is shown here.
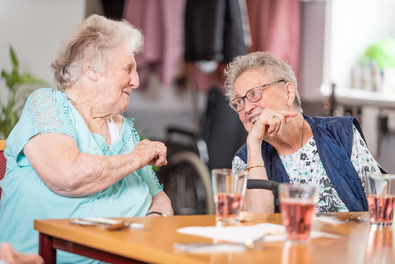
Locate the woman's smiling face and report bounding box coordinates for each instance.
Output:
[94,45,139,115]
[233,68,288,132]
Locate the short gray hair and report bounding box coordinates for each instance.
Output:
[224,51,302,112]
[51,14,144,91]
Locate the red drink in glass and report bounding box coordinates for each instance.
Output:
[367,194,395,225]
[280,198,316,241]
[214,193,243,222]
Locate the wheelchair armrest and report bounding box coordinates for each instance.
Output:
[247,179,279,192]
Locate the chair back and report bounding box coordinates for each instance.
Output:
[0,140,6,200]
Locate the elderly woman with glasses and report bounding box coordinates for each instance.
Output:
[224,51,383,214]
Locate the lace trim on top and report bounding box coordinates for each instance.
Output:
[27,88,77,140]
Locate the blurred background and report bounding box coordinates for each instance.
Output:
[1,0,395,173]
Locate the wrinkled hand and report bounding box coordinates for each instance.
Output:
[0,243,44,264]
[133,139,167,168]
[249,109,298,142]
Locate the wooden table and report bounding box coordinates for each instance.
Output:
[34,212,395,264]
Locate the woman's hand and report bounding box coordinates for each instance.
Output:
[0,243,44,264]
[249,109,298,143]
[132,139,168,168]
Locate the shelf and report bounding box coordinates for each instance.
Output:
[320,83,395,109]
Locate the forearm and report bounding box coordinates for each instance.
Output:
[244,136,274,214]
[146,191,174,217]
[56,151,143,197]
[25,133,148,197]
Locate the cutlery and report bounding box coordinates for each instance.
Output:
[70,218,145,230]
[316,212,367,223]
[316,212,353,221]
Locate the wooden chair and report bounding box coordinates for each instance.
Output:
[0,140,6,200]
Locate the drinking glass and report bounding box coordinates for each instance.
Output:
[279,183,318,242]
[211,169,248,224]
[366,174,395,226]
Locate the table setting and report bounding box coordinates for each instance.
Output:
[171,169,395,258]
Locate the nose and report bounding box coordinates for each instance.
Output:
[243,98,256,113]
[129,70,139,89]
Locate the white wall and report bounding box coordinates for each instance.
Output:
[0,0,85,103]
[0,0,206,141]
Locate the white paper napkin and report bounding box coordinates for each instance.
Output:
[314,216,344,225]
[178,223,285,244]
[176,223,341,253]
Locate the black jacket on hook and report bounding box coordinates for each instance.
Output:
[184,0,247,63]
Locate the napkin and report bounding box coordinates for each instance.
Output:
[178,223,285,244]
[314,216,344,225]
[176,223,341,253]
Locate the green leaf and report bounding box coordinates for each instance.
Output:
[19,73,46,85]
[0,46,50,139]
[10,46,19,70]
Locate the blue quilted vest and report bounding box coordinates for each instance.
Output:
[235,115,383,212]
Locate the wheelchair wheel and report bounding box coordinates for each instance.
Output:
[159,151,214,215]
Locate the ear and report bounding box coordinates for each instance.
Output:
[84,61,99,82]
[284,82,296,106]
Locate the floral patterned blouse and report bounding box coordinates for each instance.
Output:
[232,125,381,212]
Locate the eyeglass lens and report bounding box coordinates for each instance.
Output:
[230,80,285,112]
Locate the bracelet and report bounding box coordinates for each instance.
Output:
[245,165,265,172]
[146,211,166,217]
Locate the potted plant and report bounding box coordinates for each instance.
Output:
[0,46,48,139]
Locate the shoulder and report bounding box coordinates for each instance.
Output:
[306,115,355,127]
[234,143,247,161]
[27,88,65,104]
[306,115,357,135]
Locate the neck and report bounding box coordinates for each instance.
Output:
[66,88,109,143]
[271,114,308,155]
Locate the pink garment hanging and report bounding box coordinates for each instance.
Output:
[123,0,185,90]
[246,0,301,91]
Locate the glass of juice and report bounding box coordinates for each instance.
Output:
[279,183,318,243]
[366,174,395,226]
[211,169,248,225]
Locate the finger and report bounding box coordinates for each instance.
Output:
[270,116,282,137]
[152,155,167,166]
[276,110,298,121]
[277,114,287,135]
[262,110,280,137]
[270,113,287,135]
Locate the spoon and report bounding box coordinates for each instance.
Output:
[70,218,145,230]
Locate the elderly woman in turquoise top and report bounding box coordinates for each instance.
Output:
[0,15,173,263]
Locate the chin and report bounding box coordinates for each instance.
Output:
[243,124,251,133]
[121,105,129,112]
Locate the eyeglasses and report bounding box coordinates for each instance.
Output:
[229,80,286,112]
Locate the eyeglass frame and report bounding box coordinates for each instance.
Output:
[229,80,287,112]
